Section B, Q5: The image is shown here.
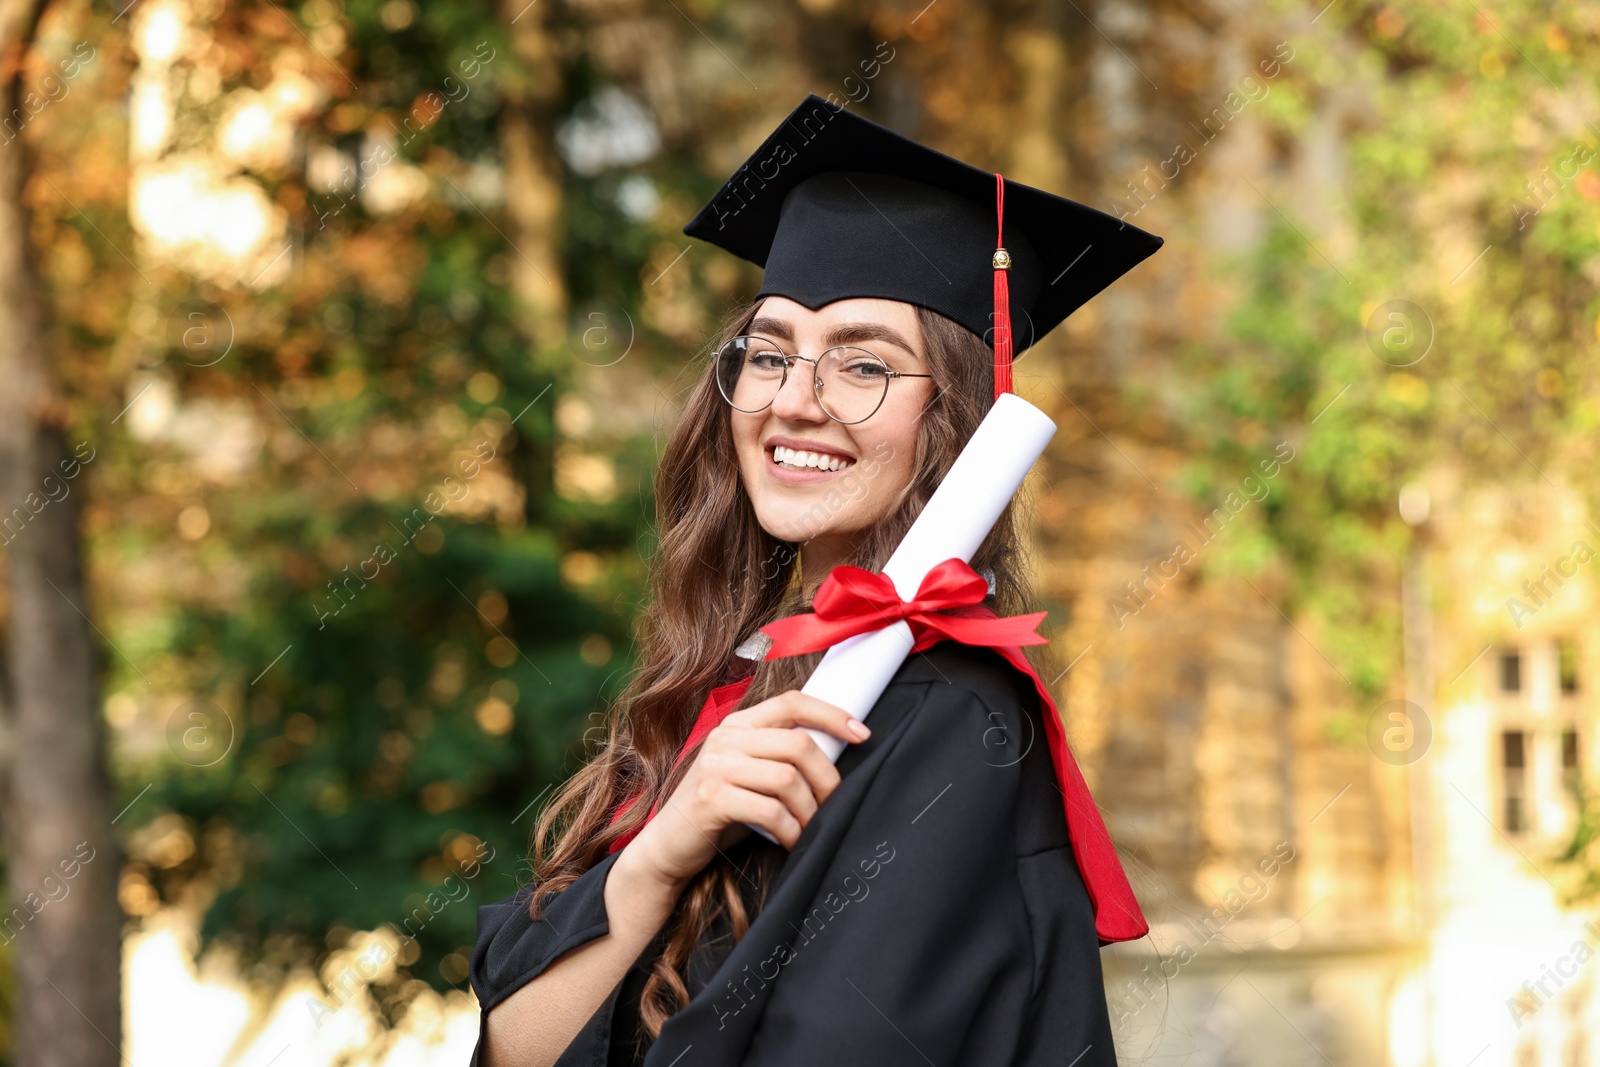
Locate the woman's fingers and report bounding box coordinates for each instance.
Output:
[700,749,821,827]
[706,726,843,804]
[722,690,871,745]
[662,691,872,855]
[702,778,805,848]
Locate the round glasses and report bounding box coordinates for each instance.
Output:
[714,335,935,425]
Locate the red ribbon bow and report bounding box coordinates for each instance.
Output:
[758,558,1047,656]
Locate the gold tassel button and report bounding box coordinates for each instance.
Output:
[992,248,1012,270]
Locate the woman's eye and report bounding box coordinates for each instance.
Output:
[748,351,788,371]
[840,359,887,379]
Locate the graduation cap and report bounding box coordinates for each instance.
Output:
[682,93,1163,398]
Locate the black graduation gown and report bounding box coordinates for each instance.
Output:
[469,642,1119,1066]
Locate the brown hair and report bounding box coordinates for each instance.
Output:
[525,297,1051,1044]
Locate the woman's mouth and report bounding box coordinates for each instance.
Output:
[772,445,854,472]
[767,444,857,483]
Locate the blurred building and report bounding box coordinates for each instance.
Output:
[1083,478,1600,1066]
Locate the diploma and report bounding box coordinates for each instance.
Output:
[747,392,1058,842]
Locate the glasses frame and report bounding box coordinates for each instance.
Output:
[714,335,936,426]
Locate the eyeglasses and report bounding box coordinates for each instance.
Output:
[713,335,935,425]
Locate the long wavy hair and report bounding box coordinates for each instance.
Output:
[525,297,1053,1045]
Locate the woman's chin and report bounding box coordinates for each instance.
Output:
[756,510,857,550]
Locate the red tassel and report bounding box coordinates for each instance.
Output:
[992,172,1013,399]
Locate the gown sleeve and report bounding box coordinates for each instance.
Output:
[642,643,1110,1067]
[467,848,626,1067]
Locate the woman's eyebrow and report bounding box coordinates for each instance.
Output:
[748,316,794,341]
[824,322,919,357]
[748,317,921,359]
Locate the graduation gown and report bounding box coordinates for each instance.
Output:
[469,637,1143,1066]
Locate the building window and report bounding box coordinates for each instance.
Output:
[1502,650,1524,693]
[1559,639,1581,694]
[1504,730,1528,833]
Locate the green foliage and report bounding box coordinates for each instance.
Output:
[72,0,706,1009]
[1177,0,1600,702]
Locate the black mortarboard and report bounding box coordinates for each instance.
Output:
[682,93,1163,397]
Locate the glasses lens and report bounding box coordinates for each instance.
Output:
[716,336,787,412]
[817,348,889,424]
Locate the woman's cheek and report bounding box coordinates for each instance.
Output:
[863,452,909,520]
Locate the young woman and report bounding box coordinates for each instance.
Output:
[469,96,1161,1067]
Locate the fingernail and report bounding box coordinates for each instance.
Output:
[848,717,871,739]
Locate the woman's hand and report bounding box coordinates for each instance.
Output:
[627,691,872,886]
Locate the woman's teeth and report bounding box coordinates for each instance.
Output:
[773,445,853,472]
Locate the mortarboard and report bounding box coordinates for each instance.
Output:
[682,93,1163,398]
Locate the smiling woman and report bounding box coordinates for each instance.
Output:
[469,94,1161,1067]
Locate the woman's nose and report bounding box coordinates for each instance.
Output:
[768,359,828,422]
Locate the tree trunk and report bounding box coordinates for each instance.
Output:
[0,2,124,1065]
[499,0,568,360]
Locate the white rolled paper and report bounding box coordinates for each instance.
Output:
[746,391,1058,842]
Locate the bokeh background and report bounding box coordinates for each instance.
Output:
[0,0,1596,1063]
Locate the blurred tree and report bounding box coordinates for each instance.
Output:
[100,0,633,1022]
[0,0,123,1065]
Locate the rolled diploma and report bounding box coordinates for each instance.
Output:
[747,391,1058,842]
